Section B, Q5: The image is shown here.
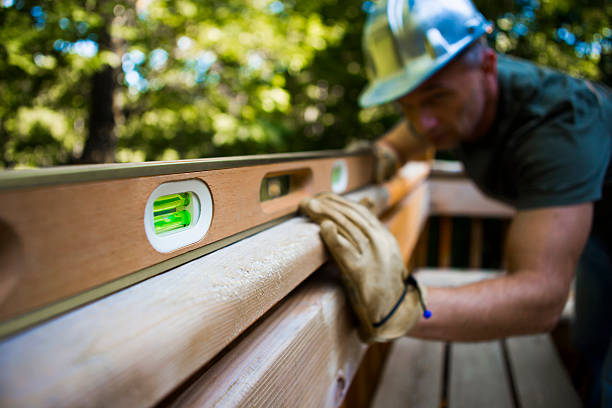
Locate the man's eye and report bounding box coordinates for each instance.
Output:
[426,92,450,103]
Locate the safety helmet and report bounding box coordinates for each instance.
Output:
[359,0,492,108]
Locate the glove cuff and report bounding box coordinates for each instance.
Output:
[361,274,429,343]
[372,274,430,328]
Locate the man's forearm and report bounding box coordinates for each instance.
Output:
[408,271,569,342]
[377,120,430,164]
[408,205,589,342]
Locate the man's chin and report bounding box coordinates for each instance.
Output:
[430,136,459,151]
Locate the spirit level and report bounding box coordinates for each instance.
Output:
[0,151,373,338]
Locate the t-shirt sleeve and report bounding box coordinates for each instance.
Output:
[512,112,611,210]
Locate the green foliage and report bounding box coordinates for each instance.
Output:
[476,0,611,83]
[0,0,610,168]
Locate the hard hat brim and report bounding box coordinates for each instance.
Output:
[358,32,487,108]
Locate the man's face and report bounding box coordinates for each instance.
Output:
[395,60,490,150]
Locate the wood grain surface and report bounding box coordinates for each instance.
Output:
[506,334,581,408]
[170,274,367,408]
[371,338,444,408]
[449,341,514,408]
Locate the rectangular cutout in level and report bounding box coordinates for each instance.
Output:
[153,193,192,234]
[260,175,291,202]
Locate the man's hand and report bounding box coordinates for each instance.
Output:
[300,193,426,342]
[346,140,399,184]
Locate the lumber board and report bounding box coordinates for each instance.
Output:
[171,180,430,407]
[469,218,484,269]
[449,341,514,408]
[438,217,453,267]
[170,274,366,408]
[371,338,444,408]
[0,155,373,333]
[385,162,430,206]
[0,216,329,408]
[429,178,515,218]
[385,186,430,263]
[340,342,392,408]
[430,159,465,178]
[0,165,430,408]
[506,334,581,408]
[415,268,503,287]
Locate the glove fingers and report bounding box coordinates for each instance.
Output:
[316,194,383,244]
[318,193,381,229]
[300,196,367,252]
[326,194,402,255]
[320,220,358,269]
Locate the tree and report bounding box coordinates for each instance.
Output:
[0,0,610,168]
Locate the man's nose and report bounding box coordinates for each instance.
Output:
[418,110,439,135]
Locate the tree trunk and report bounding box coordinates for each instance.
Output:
[79,10,117,164]
[0,117,13,169]
[80,65,117,164]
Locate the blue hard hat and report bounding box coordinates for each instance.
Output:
[359,0,492,108]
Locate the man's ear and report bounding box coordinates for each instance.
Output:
[481,48,497,77]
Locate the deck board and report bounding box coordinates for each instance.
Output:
[449,341,514,408]
[506,334,581,408]
[371,338,444,408]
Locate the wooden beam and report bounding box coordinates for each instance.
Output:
[469,218,483,269]
[0,164,430,408]
[438,217,453,268]
[414,220,430,268]
[415,268,503,287]
[384,162,430,207]
[170,181,430,407]
[430,159,465,177]
[429,178,515,218]
[0,216,328,407]
[340,342,392,408]
[169,274,366,408]
[385,185,430,263]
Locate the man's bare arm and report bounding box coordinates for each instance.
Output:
[408,203,593,342]
[377,120,431,164]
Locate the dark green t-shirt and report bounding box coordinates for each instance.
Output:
[456,55,612,221]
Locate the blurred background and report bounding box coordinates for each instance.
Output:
[0,0,610,168]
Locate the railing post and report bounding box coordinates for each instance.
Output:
[469,218,483,269]
[438,217,453,268]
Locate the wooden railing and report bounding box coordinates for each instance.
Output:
[0,159,519,407]
[421,161,514,270]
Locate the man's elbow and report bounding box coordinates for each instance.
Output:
[531,290,568,333]
[538,308,563,333]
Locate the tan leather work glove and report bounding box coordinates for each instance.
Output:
[346,140,399,184]
[300,193,430,342]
